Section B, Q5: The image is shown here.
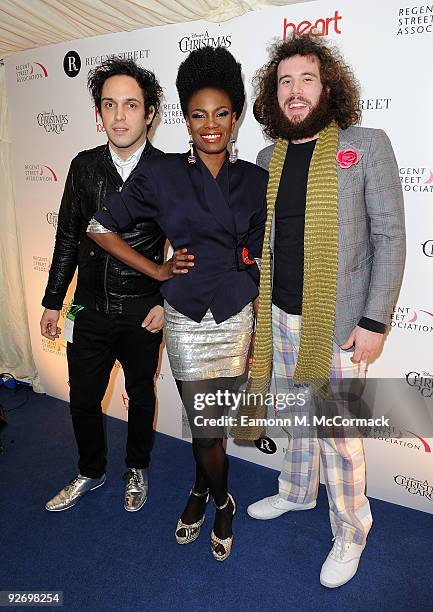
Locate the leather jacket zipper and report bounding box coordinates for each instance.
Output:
[104,253,110,314]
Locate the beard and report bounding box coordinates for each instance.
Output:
[274,88,334,141]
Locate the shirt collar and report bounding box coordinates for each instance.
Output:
[109,140,147,168]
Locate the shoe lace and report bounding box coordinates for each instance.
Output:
[124,469,141,489]
[330,536,351,560]
[63,476,80,495]
[65,475,82,492]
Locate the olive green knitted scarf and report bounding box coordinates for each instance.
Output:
[230,121,339,440]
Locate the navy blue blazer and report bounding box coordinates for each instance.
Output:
[95,152,268,323]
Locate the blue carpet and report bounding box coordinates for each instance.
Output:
[0,386,432,612]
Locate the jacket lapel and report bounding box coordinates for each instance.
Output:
[337,130,365,193]
[193,154,237,237]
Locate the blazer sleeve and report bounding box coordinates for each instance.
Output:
[94,164,159,232]
[246,172,268,285]
[362,129,406,324]
[247,184,267,260]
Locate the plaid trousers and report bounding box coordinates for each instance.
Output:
[272,304,373,545]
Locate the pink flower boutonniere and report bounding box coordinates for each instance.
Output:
[336,148,360,169]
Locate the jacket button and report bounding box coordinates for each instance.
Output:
[90,251,95,257]
[154,254,160,262]
[102,206,108,211]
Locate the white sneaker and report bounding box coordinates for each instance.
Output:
[320,536,366,588]
[247,494,316,520]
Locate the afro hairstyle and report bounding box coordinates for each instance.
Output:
[176,46,245,119]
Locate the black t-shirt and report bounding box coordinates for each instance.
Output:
[271,139,386,335]
[272,140,316,314]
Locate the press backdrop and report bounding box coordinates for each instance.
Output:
[5,0,433,513]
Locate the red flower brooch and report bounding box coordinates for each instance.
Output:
[241,247,255,265]
[336,148,360,169]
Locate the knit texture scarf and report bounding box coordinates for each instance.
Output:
[230,121,339,440]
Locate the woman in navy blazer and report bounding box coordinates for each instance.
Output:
[88,47,268,561]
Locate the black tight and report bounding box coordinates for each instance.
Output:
[176,378,236,540]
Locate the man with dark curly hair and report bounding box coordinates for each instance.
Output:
[245,35,406,587]
[41,57,172,513]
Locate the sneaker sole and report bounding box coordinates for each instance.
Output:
[247,501,316,520]
[45,477,106,512]
[320,566,359,589]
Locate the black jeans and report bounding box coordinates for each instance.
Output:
[67,307,162,478]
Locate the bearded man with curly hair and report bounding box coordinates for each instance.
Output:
[245,35,406,588]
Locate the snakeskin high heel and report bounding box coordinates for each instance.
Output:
[210,493,237,561]
[175,488,210,544]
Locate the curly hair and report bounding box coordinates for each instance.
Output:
[87,57,163,127]
[254,35,361,139]
[176,46,245,119]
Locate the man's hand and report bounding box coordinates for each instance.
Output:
[40,308,61,339]
[341,325,385,364]
[156,248,194,282]
[142,305,164,333]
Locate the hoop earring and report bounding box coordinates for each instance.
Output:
[229,138,237,164]
[188,138,196,164]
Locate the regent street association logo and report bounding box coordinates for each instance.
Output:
[162,100,185,126]
[397,4,432,35]
[33,256,51,273]
[24,164,58,182]
[394,475,433,499]
[372,426,432,454]
[15,61,48,83]
[36,110,69,134]
[41,336,66,357]
[178,31,232,53]
[400,166,433,193]
[283,9,342,39]
[391,306,433,333]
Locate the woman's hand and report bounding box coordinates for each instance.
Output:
[156,248,194,281]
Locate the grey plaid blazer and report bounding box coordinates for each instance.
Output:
[257,126,406,346]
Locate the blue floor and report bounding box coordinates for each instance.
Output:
[1,386,432,612]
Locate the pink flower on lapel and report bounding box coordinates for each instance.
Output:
[336,148,359,169]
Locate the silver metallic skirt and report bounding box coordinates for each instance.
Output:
[164,301,254,381]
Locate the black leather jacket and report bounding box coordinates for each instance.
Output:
[42,141,165,315]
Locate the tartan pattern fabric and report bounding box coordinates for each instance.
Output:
[272,305,373,545]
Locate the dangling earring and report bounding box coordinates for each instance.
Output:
[229,138,237,164]
[188,137,196,164]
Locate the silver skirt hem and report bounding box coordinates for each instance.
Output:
[164,301,253,381]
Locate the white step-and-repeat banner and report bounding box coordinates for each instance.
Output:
[5,0,433,513]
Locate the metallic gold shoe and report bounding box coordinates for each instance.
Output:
[210,493,237,562]
[175,488,210,545]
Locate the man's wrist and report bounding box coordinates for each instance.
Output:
[42,294,64,311]
[358,317,386,334]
